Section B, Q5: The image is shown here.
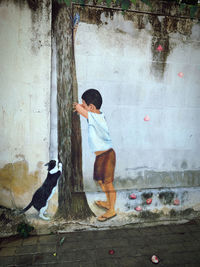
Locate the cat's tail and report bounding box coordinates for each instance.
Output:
[20,201,33,214]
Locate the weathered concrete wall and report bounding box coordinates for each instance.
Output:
[0,0,53,213]
[74,5,200,192]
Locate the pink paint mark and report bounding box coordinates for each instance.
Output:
[157,45,163,51]
[151,255,159,264]
[135,206,142,211]
[174,199,180,205]
[144,115,150,121]
[129,193,137,199]
[146,198,152,205]
[178,72,184,78]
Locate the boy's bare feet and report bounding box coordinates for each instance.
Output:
[95,200,110,210]
[97,210,116,222]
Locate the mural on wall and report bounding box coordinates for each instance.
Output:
[73,3,200,224]
[73,89,117,222]
[0,0,200,234]
[20,160,62,220]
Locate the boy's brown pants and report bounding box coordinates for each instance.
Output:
[93,148,116,184]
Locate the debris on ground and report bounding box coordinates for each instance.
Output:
[151,255,159,264]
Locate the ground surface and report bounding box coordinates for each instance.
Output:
[0,218,200,267]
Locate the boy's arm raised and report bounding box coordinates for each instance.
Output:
[73,103,88,119]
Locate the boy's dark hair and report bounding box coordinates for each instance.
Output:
[82,89,102,109]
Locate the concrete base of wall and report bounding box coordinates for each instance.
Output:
[1,187,199,237]
[87,186,200,215]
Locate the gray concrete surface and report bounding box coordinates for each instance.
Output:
[0,218,200,267]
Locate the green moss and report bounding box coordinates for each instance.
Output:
[142,192,153,200]
[17,222,34,238]
[138,210,161,219]
[180,208,194,216]
[159,191,175,205]
[170,208,196,218]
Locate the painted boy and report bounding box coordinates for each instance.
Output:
[73,89,116,221]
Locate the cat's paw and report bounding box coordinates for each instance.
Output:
[58,163,62,172]
[39,214,50,221]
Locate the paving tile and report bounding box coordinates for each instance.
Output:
[148,233,189,245]
[32,262,80,267]
[15,244,38,255]
[127,235,151,246]
[183,240,200,251]
[22,236,38,246]
[57,239,95,250]
[0,255,15,266]
[157,251,200,265]
[95,258,120,267]
[37,244,56,254]
[118,256,151,267]
[151,242,185,254]
[0,237,23,248]
[134,246,160,257]
[15,254,34,266]
[119,229,144,238]
[94,238,129,249]
[32,253,58,265]
[79,262,96,267]
[38,234,58,244]
[57,249,96,262]
[0,220,200,267]
[0,247,16,256]
[183,264,200,267]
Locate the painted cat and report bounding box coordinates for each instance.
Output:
[20,160,62,220]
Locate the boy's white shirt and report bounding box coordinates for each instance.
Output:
[87,111,112,153]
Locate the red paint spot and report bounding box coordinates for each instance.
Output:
[129,193,137,199]
[157,45,163,51]
[144,115,150,121]
[178,72,184,78]
[146,198,152,204]
[109,249,115,255]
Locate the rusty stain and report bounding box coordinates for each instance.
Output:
[0,159,43,207]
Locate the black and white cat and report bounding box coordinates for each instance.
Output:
[20,160,62,220]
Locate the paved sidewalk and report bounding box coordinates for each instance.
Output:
[0,219,200,267]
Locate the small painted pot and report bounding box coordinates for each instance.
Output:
[129,193,137,199]
[146,198,152,204]
[135,206,142,211]
[144,115,150,121]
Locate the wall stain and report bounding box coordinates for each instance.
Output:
[0,0,51,54]
[74,4,195,79]
[0,0,39,11]
[181,160,188,169]
[74,5,104,26]
[0,160,43,209]
[159,191,175,205]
